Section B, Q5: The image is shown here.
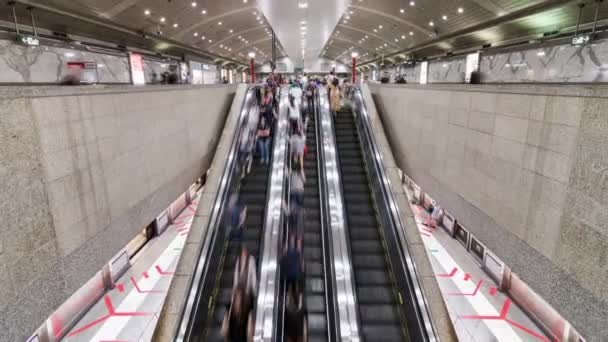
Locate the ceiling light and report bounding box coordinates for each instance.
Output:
[208,39,213,43]
[229,29,234,33]
[442,15,448,20]
[346,15,351,19]
[201,36,206,40]
[173,23,179,28]
[218,21,222,25]
[410,31,414,35]
[384,43,388,47]
[401,35,406,39]
[429,21,434,26]
[244,0,248,2]
[191,2,197,7]
[300,20,307,24]
[537,51,546,56]
[373,29,377,32]
[238,36,242,39]
[160,17,166,22]
[379,25,383,29]
[144,9,151,15]
[410,1,415,6]
[298,1,308,9]
[201,9,207,14]
[400,8,405,13]
[220,44,223,47]
[458,7,464,14]
[194,32,199,36]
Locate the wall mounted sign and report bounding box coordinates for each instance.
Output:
[571,34,592,46]
[17,34,39,46]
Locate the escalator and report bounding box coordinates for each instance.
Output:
[333,109,408,342]
[302,109,330,342]
[206,162,270,341]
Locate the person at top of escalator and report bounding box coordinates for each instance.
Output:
[233,246,257,301]
[328,77,342,116]
[221,285,254,342]
[284,283,308,342]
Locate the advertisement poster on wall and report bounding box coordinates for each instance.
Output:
[129,53,145,85]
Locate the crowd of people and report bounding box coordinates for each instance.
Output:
[221,71,345,341]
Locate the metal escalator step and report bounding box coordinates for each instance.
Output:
[304,247,322,261]
[308,313,328,335]
[207,327,224,342]
[341,174,367,183]
[343,185,373,195]
[344,203,374,215]
[351,240,383,254]
[346,214,377,226]
[213,306,227,325]
[220,268,236,287]
[352,255,386,269]
[307,263,323,276]
[356,287,396,304]
[306,295,326,312]
[355,270,391,286]
[304,232,321,245]
[361,325,404,342]
[349,228,380,240]
[306,277,325,294]
[359,304,401,324]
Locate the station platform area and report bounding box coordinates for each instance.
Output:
[62,197,200,342]
[405,197,548,342]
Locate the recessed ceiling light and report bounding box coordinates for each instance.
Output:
[429,21,434,26]
[238,36,242,39]
[194,32,198,36]
[160,17,166,22]
[191,2,197,7]
[400,8,405,13]
[144,9,151,15]
[220,44,223,47]
[365,35,368,38]
[201,36,206,40]
[173,23,179,28]
[394,38,399,42]
[384,43,388,47]
[229,29,234,33]
[208,39,213,43]
[458,7,464,13]
[379,25,383,29]
[410,1,415,6]
[442,15,448,20]
[201,9,207,14]
[401,35,406,39]
[218,21,222,25]
[243,0,248,2]
[373,29,377,32]
[346,15,351,19]
[410,31,414,35]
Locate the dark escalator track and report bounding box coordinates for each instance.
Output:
[334,110,408,342]
[302,112,329,342]
[207,161,270,342]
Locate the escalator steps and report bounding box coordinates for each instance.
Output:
[334,111,406,342]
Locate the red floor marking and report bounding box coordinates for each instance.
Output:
[490,287,498,296]
[177,227,189,232]
[67,295,152,337]
[116,283,124,293]
[459,298,548,341]
[142,271,149,279]
[448,279,482,296]
[130,276,164,293]
[437,267,458,278]
[188,206,196,213]
[421,232,432,237]
[180,231,189,236]
[155,265,175,276]
[181,213,194,218]
[464,273,472,281]
[174,220,184,226]
[423,228,434,234]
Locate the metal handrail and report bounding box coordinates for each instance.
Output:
[317,87,361,342]
[253,85,291,342]
[351,86,439,341]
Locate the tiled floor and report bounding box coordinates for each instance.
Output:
[403,188,549,342]
[63,197,199,342]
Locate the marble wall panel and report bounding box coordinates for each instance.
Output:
[429,58,466,83]
[481,38,608,83]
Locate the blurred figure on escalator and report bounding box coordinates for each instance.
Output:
[233,247,257,300]
[288,95,302,135]
[328,77,342,116]
[226,194,247,241]
[284,283,307,342]
[256,117,271,165]
[305,81,316,114]
[221,285,254,342]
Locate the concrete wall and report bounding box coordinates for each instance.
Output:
[369,83,608,340]
[0,84,236,341]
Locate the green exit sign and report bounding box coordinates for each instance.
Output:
[17,34,40,46]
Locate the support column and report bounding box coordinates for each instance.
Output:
[351,52,358,84]
[249,52,256,83]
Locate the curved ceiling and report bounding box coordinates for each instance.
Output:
[14,0,288,65]
[322,0,608,66]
